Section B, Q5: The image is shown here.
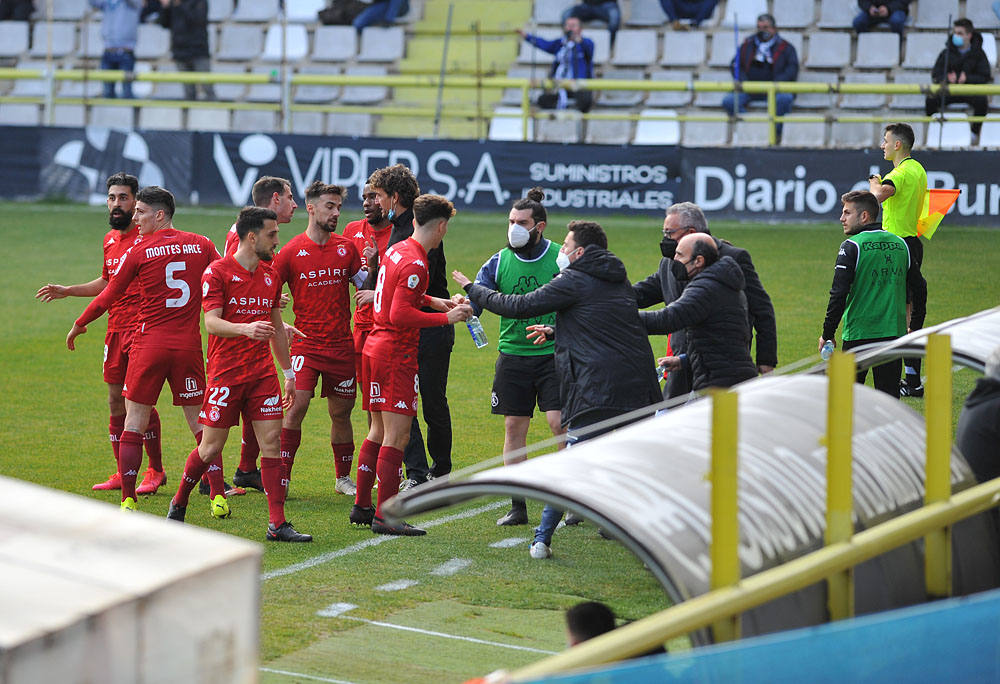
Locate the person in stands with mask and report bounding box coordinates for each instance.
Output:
[926,18,991,145]
[517,16,595,112]
[463,188,566,528]
[639,234,758,392]
[453,221,661,560]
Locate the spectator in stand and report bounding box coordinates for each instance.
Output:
[722,13,798,140]
[352,0,409,34]
[925,18,991,145]
[852,1,910,36]
[561,0,619,46]
[90,0,142,99]
[659,0,719,30]
[517,16,595,113]
[0,0,32,20]
[158,0,216,101]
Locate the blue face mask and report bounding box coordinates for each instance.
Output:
[952,34,965,48]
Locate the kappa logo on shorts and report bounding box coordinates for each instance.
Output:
[208,406,221,422]
[395,401,409,409]
[297,249,309,257]
[263,395,280,406]
[491,391,498,407]
[185,377,198,392]
[199,411,207,419]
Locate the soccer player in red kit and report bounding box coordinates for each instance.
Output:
[350,194,473,535]
[68,186,221,512]
[167,207,311,542]
[273,181,368,496]
[37,172,166,494]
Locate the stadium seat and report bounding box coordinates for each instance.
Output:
[358,26,405,62]
[290,110,325,135]
[794,71,837,109]
[230,0,278,23]
[533,0,574,26]
[188,107,231,131]
[232,109,278,132]
[312,26,357,62]
[53,103,85,126]
[131,62,153,98]
[967,0,1000,30]
[647,70,692,107]
[889,71,929,109]
[611,29,657,66]
[772,0,815,28]
[681,119,728,146]
[77,21,102,59]
[138,106,184,131]
[926,114,972,149]
[585,117,633,144]
[781,32,804,62]
[731,120,771,146]
[262,24,309,62]
[48,0,87,21]
[854,32,900,69]
[213,64,249,101]
[982,33,997,69]
[135,24,170,60]
[518,29,561,64]
[500,66,543,106]
[914,0,958,29]
[207,0,233,23]
[536,112,582,143]
[626,0,668,26]
[340,65,388,104]
[326,112,374,137]
[10,59,48,96]
[805,32,851,68]
[57,76,101,97]
[829,121,876,148]
[286,0,325,23]
[151,65,185,100]
[589,28,611,65]
[0,102,39,124]
[596,68,645,107]
[633,108,680,145]
[722,0,767,28]
[90,104,134,129]
[215,25,263,62]
[692,68,731,107]
[818,0,857,28]
[977,117,1000,148]
[902,33,945,69]
[30,22,76,58]
[294,65,341,104]
[246,66,281,103]
[488,106,533,141]
[659,30,706,67]
[779,117,827,147]
[0,21,30,58]
[841,72,887,108]
[708,32,738,68]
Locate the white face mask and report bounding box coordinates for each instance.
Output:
[556,250,571,271]
[508,222,531,248]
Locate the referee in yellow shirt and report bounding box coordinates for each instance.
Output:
[869,122,927,397]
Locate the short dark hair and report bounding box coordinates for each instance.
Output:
[841,190,880,223]
[512,186,547,225]
[235,206,278,240]
[757,13,776,27]
[566,602,616,644]
[136,186,175,219]
[252,176,290,208]
[689,235,719,267]
[368,164,420,208]
[413,194,455,226]
[884,122,915,150]
[106,172,138,196]
[954,18,975,33]
[566,220,607,250]
[305,180,346,204]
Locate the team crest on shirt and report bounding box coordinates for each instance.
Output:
[337,245,347,257]
[406,274,420,289]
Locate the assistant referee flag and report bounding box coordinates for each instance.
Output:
[917,188,960,239]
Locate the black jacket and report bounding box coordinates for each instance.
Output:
[956,376,1000,483]
[640,256,757,391]
[732,33,798,83]
[158,0,210,60]
[857,1,910,15]
[465,245,661,427]
[932,32,992,86]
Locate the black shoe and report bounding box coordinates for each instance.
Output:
[564,513,584,526]
[200,479,241,496]
[372,515,426,536]
[266,521,312,542]
[496,507,528,526]
[199,479,210,496]
[233,467,264,491]
[166,502,186,522]
[900,380,924,398]
[349,504,375,527]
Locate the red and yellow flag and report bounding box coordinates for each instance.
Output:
[916,188,960,239]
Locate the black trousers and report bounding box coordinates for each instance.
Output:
[925,95,988,135]
[903,235,927,379]
[537,90,593,113]
[403,323,454,480]
[843,337,902,398]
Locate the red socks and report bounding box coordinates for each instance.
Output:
[354,439,380,508]
[374,446,403,518]
[261,456,286,526]
[333,441,355,479]
[174,448,211,507]
[238,419,260,472]
[206,455,226,498]
[118,430,143,501]
[109,414,125,467]
[144,407,163,472]
[280,427,302,481]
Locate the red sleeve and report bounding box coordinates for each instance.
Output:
[201,265,225,313]
[77,249,138,326]
[389,265,449,329]
[272,248,290,285]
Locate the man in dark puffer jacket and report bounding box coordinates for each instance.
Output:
[640,234,757,390]
[926,18,992,141]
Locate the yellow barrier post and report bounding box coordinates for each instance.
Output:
[710,389,740,642]
[825,350,855,620]
[924,333,953,598]
[766,83,777,146]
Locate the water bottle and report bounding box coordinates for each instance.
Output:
[820,340,835,361]
[466,315,488,348]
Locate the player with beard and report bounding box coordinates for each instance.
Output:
[67,186,221,512]
[37,172,166,495]
[166,207,310,541]
[272,181,368,495]
[465,187,566,527]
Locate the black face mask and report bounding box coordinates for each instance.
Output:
[671,258,689,283]
[659,235,677,259]
[757,31,774,42]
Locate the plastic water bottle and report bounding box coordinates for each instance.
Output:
[820,340,835,361]
[466,315,488,348]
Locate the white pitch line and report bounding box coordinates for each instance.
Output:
[490,537,529,548]
[429,558,472,576]
[376,579,419,592]
[316,602,357,618]
[261,501,506,581]
[259,667,357,684]
[338,616,558,655]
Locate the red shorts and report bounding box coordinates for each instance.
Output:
[123,345,205,406]
[291,348,356,399]
[199,375,283,429]
[353,326,372,385]
[362,352,418,416]
[102,329,134,385]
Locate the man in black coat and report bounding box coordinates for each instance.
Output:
[926,18,992,141]
[453,220,661,559]
[158,0,215,100]
[633,202,774,398]
[852,1,910,35]
[640,234,758,391]
[956,347,1000,483]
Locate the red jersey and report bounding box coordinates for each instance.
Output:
[272,231,365,355]
[224,223,238,257]
[201,255,282,385]
[343,218,393,331]
[365,238,449,359]
[77,227,220,351]
[101,227,143,333]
